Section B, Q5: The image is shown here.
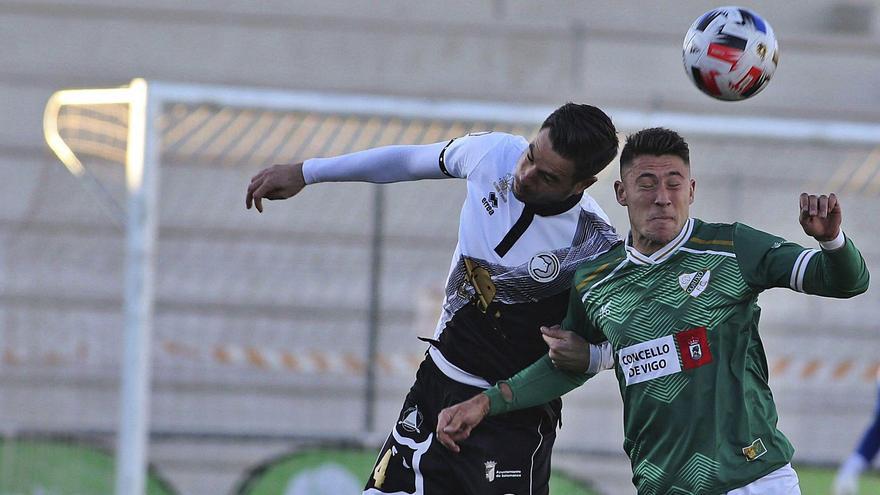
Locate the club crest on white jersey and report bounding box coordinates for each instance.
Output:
[528,252,560,283]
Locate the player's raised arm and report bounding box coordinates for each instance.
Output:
[245,140,452,212]
[734,193,869,297]
[797,192,869,297]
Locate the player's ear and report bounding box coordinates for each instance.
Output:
[614,180,627,206]
[573,175,597,194]
[689,178,696,205]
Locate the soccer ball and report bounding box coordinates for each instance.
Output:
[683,6,779,101]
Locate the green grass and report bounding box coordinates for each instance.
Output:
[0,438,175,495]
[796,464,880,494]
[237,448,599,494]
[8,440,871,495]
[236,452,880,495]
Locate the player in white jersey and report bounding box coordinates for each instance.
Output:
[246,103,620,494]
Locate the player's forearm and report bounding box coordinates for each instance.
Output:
[483,355,592,416]
[804,233,870,297]
[302,142,449,184]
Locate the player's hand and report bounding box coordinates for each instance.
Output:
[436,393,489,453]
[246,162,306,212]
[798,192,842,241]
[541,325,589,373]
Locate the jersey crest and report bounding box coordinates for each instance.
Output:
[678,269,711,297]
[528,252,560,283]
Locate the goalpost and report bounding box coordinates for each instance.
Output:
[41,79,880,495]
[44,79,159,495]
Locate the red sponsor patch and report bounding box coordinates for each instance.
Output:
[675,326,713,370]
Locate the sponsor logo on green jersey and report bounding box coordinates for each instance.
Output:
[742,438,768,461]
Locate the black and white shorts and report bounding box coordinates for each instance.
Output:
[363,355,559,495]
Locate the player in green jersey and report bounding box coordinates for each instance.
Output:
[436,127,870,494]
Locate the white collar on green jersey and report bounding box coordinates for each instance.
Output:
[625,218,695,265]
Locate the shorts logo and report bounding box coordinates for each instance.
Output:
[674,326,713,370]
[485,460,496,482]
[398,406,422,434]
[528,252,560,283]
[678,269,710,297]
[484,460,522,482]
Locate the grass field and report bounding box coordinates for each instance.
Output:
[796,464,880,494]
[4,441,880,494]
[235,451,880,495]
[0,438,175,495]
[235,448,600,494]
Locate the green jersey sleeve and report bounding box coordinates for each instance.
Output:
[801,236,869,297]
[484,284,604,416]
[484,354,590,416]
[733,223,869,296]
[733,223,806,291]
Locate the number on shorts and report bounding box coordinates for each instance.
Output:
[373,447,394,488]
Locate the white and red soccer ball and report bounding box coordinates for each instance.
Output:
[683,6,779,101]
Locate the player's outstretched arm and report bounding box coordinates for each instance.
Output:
[437,354,594,453]
[245,141,451,213]
[797,193,869,297]
[246,162,306,213]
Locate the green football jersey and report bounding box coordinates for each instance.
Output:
[485,218,869,494]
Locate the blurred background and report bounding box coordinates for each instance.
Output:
[2,1,880,494]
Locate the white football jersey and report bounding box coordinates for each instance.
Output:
[427,132,619,387]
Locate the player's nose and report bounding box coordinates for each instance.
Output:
[654,187,673,205]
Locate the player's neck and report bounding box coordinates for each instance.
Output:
[525,192,583,217]
[630,234,665,256]
[629,222,689,256]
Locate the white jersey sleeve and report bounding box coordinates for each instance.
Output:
[440,132,524,179]
[302,141,450,184]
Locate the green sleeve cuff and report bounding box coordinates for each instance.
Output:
[483,355,593,417]
[483,386,510,416]
[804,236,869,297]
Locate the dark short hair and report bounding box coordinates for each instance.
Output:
[540,103,618,182]
[619,127,690,172]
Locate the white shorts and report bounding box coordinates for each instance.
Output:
[725,463,800,494]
